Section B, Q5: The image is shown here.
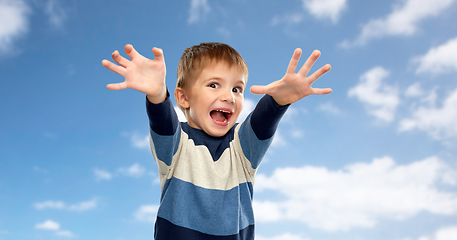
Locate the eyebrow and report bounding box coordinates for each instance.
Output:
[206,77,246,85]
[236,80,246,87]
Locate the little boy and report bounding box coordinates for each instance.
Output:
[102,42,331,240]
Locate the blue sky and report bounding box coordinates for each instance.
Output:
[1,0,457,239]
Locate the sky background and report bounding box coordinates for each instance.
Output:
[1,0,457,239]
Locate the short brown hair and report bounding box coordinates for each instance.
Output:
[176,42,248,90]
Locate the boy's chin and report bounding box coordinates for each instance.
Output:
[206,121,238,137]
[204,127,232,137]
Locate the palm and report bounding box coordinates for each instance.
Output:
[250,49,331,106]
[102,44,167,101]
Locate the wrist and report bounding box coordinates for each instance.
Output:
[147,87,168,104]
[271,96,290,107]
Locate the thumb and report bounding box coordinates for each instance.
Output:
[312,87,333,95]
[106,82,128,91]
[250,85,268,95]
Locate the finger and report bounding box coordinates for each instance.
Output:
[311,87,332,95]
[124,44,140,60]
[111,50,130,68]
[106,82,128,91]
[250,85,268,95]
[152,47,165,62]
[102,59,126,76]
[297,50,321,77]
[286,48,302,74]
[307,64,331,84]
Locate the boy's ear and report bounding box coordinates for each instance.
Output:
[174,87,190,109]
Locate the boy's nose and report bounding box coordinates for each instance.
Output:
[220,89,235,103]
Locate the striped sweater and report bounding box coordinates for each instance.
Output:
[147,94,288,240]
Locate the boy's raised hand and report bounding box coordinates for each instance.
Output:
[250,49,332,106]
[102,44,167,103]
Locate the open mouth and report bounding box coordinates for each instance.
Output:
[210,109,233,126]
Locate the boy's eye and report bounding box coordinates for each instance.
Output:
[209,83,219,89]
[232,87,243,93]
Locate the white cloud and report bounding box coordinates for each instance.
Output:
[55,230,75,237]
[118,163,146,177]
[35,220,75,237]
[217,27,231,38]
[134,204,159,223]
[291,129,304,138]
[407,226,457,240]
[238,98,255,123]
[399,88,457,140]
[272,0,346,26]
[302,0,347,23]
[271,130,287,147]
[253,200,283,222]
[93,169,112,181]
[95,164,150,180]
[44,0,67,28]
[67,199,97,211]
[188,0,210,24]
[254,156,457,231]
[271,13,304,26]
[420,87,439,107]
[174,105,187,122]
[0,0,30,55]
[282,107,307,122]
[34,199,97,212]
[317,101,341,115]
[414,37,457,74]
[405,82,425,97]
[131,133,150,149]
[432,226,457,240]
[43,131,58,139]
[35,220,60,230]
[341,0,456,47]
[257,233,310,240]
[33,166,49,174]
[270,106,307,144]
[348,67,399,122]
[34,201,65,210]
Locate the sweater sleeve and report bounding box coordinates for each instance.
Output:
[238,94,289,169]
[146,93,181,167]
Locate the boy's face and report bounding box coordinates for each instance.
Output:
[181,61,246,137]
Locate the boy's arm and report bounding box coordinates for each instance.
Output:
[238,49,331,169]
[237,95,289,170]
[250,49,332,106]
[102,44,167,104]
[146,93,181,168]
[103,44,179,167]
